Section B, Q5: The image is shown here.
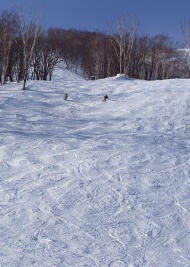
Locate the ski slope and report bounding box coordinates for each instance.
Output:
[0,65,190,266]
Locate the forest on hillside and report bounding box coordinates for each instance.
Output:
[0,8,189,89]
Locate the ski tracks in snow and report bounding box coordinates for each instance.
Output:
[0,77,190,265]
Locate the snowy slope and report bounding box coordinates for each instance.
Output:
[1,68,190,267]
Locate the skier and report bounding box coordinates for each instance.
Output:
[64,93,68,100]
[103,94,109,102]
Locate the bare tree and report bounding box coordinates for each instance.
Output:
[0,10,16,84]
[108,16,138,76]
[32,29,62,81]
[180,19,190,76]
[123,18,138,78]
[15,7,42,90]
[109,18,125,74]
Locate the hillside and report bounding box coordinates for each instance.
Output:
[0,67,190,266]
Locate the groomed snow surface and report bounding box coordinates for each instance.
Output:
[1,65,190,267]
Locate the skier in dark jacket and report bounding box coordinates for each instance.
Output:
[64,93,68,100]
[103,94,109,102]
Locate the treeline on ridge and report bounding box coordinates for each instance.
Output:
[0,9,188,89]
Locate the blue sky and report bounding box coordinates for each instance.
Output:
[1,0,190,44]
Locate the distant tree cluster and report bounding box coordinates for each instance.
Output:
[0,8,61,89]
[0,9,189,89]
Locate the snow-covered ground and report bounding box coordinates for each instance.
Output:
[1,65,190,267]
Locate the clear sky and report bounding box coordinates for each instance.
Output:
[0,0,190,44]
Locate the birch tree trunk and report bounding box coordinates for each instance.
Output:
[16,8,42,90]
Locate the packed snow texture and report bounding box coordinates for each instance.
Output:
[1,65,190,266]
